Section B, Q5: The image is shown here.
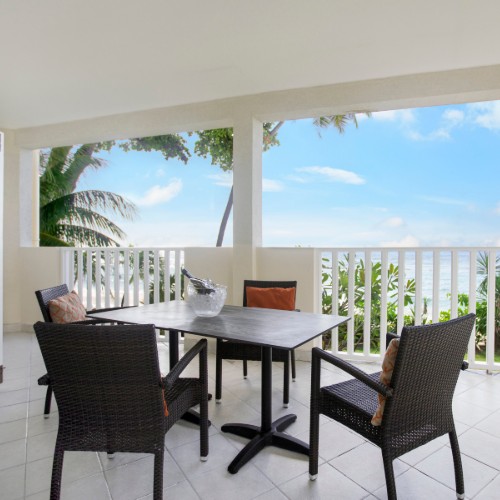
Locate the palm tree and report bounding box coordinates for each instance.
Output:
[212,113,369,246]
[39,144,137,246]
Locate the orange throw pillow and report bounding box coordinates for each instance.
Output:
[246,287,296,311]
[371,338,400,426]
[48,291,87,324]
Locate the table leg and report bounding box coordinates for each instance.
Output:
[222,346,309,474]
[168,330,211,426]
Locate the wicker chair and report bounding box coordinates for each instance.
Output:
[215,280,297,407]
[35,284,133,417]
[309,314,476,500]
[33,322,208,500]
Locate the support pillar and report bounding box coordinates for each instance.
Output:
[232,116,263,305]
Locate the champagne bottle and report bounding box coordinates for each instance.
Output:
[182,268,215,294]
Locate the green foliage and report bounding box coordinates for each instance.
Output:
[322,252,500,359]
[39,145,138,247]
[192,123,280,172]
[322,256,415,352]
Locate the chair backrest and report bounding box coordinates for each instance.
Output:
[242,280,297,308]
[33,322,165,452]
[384,314,475,432]
[35,284,71,322]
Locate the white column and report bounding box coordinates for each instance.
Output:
[232,115,263,305]
[0,131,4,381]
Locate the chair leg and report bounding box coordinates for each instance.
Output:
[283,356,290,407]
[44,385,53,418]
[309,403,320,480]
[291,350,296,381]
[153,450,164,500]
[382,452,397,500]
[449,430,465,499]
[50,444,64,500]
[215,340,222,403]
[243,359,248,379]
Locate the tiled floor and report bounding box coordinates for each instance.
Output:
[1,330,500,500]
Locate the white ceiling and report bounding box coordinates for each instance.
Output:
[1,0,500,129]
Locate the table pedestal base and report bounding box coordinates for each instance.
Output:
[222,414,309,474]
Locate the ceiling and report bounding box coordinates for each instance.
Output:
[1,0,500,130]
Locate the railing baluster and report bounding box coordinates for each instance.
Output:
[154,249,160,304]
[114,249,120,308]
[133,249,140,306]
[331,250,339,354]
[380,249,388,343]
[77,250,84,298]
[175,250,181,300]
[123,249,130,307]
[486,249,496,370]
[104,250,111,308]
[143,250,150,305]
[432,250,440,323]
[347,251,355,355]
[86,249,93,310]
[468,250,477,367]
[397,251,405,333]
[95,250,102,309]
[164,249,170,303]
[415,250,422,326]
[364,250,372,357]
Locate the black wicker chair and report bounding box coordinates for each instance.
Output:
[215,280,297,407]
[35,284,134,418]
[33,322,208,500]
[309,314,476,500]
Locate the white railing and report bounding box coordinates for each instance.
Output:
[61,247,185,309]
[60,246,499,372]
[320,247,499,372]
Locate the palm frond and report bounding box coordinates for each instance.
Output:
[63,144,108,191]
[56,224,121,247]
[39,232,71,247]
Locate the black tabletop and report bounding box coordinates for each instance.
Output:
[88,300,349,350]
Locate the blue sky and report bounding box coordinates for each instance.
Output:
[76,101,500,248]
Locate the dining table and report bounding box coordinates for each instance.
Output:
[88,300,349,474]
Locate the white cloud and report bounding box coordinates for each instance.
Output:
[296,166,365,185]
[132,179,182,206]
[208,172,233,187]
[442,109,464,125]
[381,235,420,247]
[383,217,404,228]
[372,109,415,124]
[285,174,308,184]
[469,101,500,130]
[419,195,474,209]
[263,179,284,192]
[208,172,284,192]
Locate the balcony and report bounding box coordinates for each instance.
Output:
[1,325,499,499]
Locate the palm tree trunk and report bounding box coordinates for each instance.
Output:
[215,121,284,247]
[216,186,233,247]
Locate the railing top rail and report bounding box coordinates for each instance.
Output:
[319,246,500,252]
[63,247,186,252]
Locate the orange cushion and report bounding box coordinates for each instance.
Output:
[371,338,400,426]
[246,286,296,311]
[162,388,169,417]
[48,291,87,323]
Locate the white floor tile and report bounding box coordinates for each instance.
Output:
[280,463,369,500]
[415,445,498,497]
[3,330,500,499]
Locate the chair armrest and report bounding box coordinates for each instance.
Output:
[163,339,208,388]
[311,347,392,398]
[87,305,137,314]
